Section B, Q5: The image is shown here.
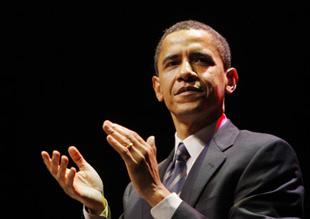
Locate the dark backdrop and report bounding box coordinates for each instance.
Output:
[4,2,309,218]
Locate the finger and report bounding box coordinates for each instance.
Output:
[103,120,138,142]
[108,136,144,169]
[102,120,115,135]
[146,135,156,151]
[104,120,151,166]
[146,135,157,160]
[112,122,146,145]
[65,167,77,196]
[68,146,87,170]
[103,121,138,151]
[105,121,146,151]
[106,135,136,163]
[41,151,52,170]
[51,150,60,176]
[109,125,135,147]
[105,124,146,167]
[57,155,69,182]
[66,167,76,187]
[127,145,145,165]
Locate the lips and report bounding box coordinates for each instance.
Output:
[175,85,203,95]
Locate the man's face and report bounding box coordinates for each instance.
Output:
[153,29,232,121]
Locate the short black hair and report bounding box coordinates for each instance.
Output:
[154,20,231,75]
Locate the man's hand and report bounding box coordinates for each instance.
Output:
[102,120,171,207]
[41,146,106,215]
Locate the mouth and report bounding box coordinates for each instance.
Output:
[175,83,204,95]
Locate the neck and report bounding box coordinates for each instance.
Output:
[172,110,225,140]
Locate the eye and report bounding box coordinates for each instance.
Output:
[166,60,178,67]
[190,54,215,66]
[164,59,180,69]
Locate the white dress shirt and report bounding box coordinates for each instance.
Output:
[151,115,227,219]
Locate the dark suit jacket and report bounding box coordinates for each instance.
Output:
[120,120,304,218]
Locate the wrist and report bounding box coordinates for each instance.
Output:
[86,194,108,216]
[144,183,171,207]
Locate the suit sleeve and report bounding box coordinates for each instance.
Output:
[117,183,132,219]
[229,139,304,218]
[172,139,304,219]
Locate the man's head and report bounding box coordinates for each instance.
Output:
[152,20,238,132]
[154,20,231,75]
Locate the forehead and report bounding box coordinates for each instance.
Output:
[159,29,219,60]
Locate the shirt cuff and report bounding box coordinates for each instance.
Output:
[150,193,182,219]
[83,204,109,219]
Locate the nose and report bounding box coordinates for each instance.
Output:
[177,60,198,82]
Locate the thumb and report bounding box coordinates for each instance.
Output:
[68,146,87,170]
[147,136,157,154]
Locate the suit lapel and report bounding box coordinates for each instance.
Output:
[180,120,239,206]
[179,139,226,205]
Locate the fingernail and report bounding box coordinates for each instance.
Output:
[107,126,114,134]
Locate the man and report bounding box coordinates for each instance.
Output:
[41,20,304,218]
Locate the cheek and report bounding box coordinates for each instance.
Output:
[202,72,226,97]
[159,74,174,94]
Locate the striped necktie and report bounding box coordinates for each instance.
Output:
[163,142,190,195]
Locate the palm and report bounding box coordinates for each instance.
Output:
[41,146,106,213]
[70,164,103,203]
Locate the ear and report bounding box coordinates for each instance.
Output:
[225,67,239,94]
[152,75,164,102]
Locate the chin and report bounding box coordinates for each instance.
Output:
[172,101,220,118]
[173,103,205,116]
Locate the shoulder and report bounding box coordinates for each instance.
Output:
[219,120,294,153]
[220,120,299,163]
[236,129,289,148]
[230,128,301,170]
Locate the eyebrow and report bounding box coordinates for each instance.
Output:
[162,54,180,66]
[189,52,215,64]
[162,51,215,66]
[190,51,212,59]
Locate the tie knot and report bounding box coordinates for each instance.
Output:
[175,142,190,162]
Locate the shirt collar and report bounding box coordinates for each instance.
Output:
[174,114,227,159]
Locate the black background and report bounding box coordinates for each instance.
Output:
[3,2,309,218]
